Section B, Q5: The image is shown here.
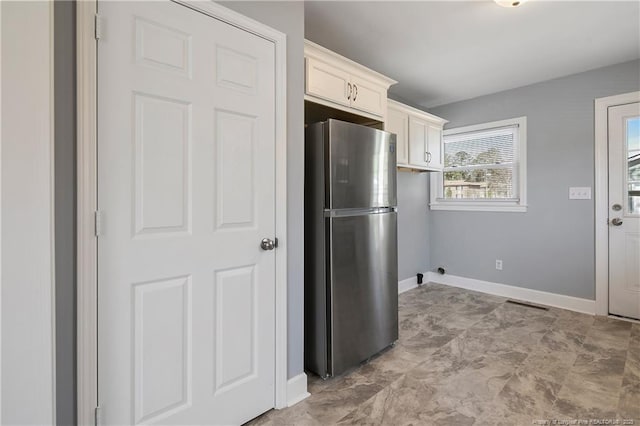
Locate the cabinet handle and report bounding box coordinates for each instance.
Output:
[347,83,352,100]
[353,84,358,101]
[425,152,431,163]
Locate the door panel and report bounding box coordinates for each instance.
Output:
[328,212,398,376]
[408,115,429,168]
[133,277,191,424]
[609,102,640,320]
[134,93,190,235]
[98,2,276,424]
[305,57,351,108]
[327,120,397,209]
[387,106,409,165]
[350,76,386,117]
[427,122,443,169]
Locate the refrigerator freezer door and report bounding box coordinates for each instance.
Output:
[327,211,398,376]
[327,120,397,210]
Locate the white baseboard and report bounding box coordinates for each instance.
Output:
[426,272,596,315]
[398,275,421,294]
[286,373,310,407]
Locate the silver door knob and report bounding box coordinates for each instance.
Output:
[611,218,623,226]
[261,238,275,251]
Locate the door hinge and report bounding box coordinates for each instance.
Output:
[94,14,103,40]
[94,406,102,426]
[94,211,103,237]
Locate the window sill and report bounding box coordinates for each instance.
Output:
[429,202,528,213]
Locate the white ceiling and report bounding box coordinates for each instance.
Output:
[305,1,640,108]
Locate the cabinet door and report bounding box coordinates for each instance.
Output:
[408,116,429,168]
[305,57,351,108]
[426,122,443,170]
[386,107,409,165]
[350,75,386,117]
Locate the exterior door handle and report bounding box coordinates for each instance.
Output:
[611,218,623,226]
[260,238,276,250]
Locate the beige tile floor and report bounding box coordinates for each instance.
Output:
[248,283,640,425]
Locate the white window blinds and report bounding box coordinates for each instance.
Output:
[442,125,519,200]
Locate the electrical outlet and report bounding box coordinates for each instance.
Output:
[569,187,591,200]
[496,259,503,270]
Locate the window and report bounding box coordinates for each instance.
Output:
[627,117,640,215]
[430,117,527,212]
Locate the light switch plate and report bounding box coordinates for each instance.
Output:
[569,187,591,200]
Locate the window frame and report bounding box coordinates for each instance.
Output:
[430,116,528,212]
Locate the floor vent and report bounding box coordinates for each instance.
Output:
[506,299,549,311]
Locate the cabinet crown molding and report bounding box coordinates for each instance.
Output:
[304,39,397,88]
[387,99,448,125]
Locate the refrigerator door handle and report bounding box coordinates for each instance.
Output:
[324,207,396,218]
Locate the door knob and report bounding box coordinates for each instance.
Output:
[611,218,623,226]
[260,238,276,250]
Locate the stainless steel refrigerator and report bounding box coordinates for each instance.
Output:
[304,119,399,378]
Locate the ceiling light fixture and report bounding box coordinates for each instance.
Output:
[494,0,528,7]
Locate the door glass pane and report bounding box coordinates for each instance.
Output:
[627,116,640,215]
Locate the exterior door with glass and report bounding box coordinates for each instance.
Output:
[608,102,640,320]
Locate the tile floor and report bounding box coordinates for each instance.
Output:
[248,283,640,425]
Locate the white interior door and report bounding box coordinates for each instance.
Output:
[98,1,277,424]
[608,102,640,320]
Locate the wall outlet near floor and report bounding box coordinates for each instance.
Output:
[495,259,503,270]
[569,187,591,200]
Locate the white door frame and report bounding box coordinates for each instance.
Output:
[594,90,640,317]
[76,1,288,423]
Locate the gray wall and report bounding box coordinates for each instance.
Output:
[397,171,430,280]
[428,60,640,300]
[54,1,76,424]
[218,1,305,378]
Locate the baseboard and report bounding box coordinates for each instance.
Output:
[286,373,310,407]
[427,272,596,315]
[398,275,421,294]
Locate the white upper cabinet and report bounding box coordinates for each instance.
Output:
[387,99,448,171]
[386,104,409,165]
[306,56,352,109]
[426,121,444,170]
[349,74,388,117]
[409,115,430,168]
[304,40,396,120]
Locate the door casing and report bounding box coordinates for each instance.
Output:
[76,1,289,424]
[594,91,640,317]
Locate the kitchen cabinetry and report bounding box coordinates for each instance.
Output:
[386,99,448,171]
[387,104,409,165]
[305,40,396,121]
